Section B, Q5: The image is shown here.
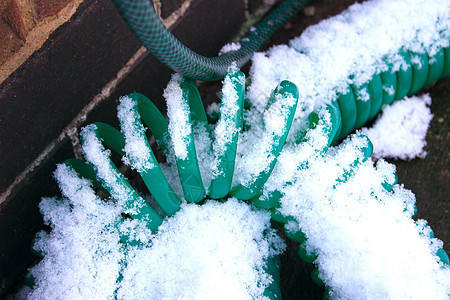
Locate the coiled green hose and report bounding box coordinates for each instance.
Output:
[248,46,450,290]
[28,1,449,296]
[112,0,310,81]
[29,71,283,299]
[68,42,449,272]
[28,47,449,296]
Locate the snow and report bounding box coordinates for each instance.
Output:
[219,42,241,55]
[247,0,449,122]
[362,94,434,160]
[213,71,241,158]
[28,164,130,299]
[81,124,146,216]
[118,199,284,300]
[117,95,155,172]
[29,166,284,299]
[275,129,450,299]
[242,1,450,294]
[211,70,242,176]
[164,74,191,161]
[233,89,297,187]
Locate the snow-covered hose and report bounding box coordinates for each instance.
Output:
[27,0,449,296]
[244,48,449,203]
[52,61,448,287]
[29,71,282,299]
[29,57,448,296]
[329,47,450,144]
[62,45,449,227]
[246,45,450,289]
[272,132,449,289]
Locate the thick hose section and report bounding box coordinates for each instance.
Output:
[112,0,310,81]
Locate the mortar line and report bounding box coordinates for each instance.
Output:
[67,126,84,160]
[153,0,162,17]
[163,0,193,28]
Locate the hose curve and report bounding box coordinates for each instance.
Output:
[113,0,310,80]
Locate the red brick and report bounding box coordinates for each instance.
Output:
[2,0,26,40]
[33,0,71,19]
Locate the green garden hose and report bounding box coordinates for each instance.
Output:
[28,52,449,297]
[27,1,450,297]
[47,45,448,288]
[248,46,450,289]
[112,0,310,81]
[28,70,283,299]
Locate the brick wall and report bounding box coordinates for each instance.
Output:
[0,0,281,294]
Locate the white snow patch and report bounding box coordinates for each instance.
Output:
[211,72,242,176]
[164,74,191,160]
[118,199,284,300]
[362,94,434,160]
[28,164,149,299]
[233,91,297,187]
[213,73,241,157]
[81,124,145,216]
[117,95,155,172]
[219,42,241,55]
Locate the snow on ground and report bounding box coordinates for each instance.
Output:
[362,94,434,160]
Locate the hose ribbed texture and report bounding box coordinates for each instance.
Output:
[113,0,310,81]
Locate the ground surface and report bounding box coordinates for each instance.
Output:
[201,0,449,298]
